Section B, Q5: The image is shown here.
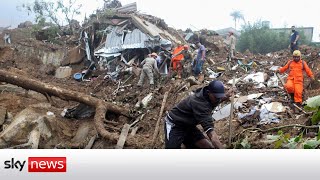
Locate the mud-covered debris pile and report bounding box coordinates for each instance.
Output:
[1,1,320,149]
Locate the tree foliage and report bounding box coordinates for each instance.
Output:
[237,21,310,54]
[103,0,122,9]
[230,10,245,30]
[22,0,82,34]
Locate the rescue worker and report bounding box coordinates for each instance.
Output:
[171,42,185,79]
[181,45,194,77]
[276,50,315,106]
[226,31,236,60]
[193,41,206,78]
[137,53,160,89]
[3,33,11,44]
[289,26,300,53]
[164,80,233,149]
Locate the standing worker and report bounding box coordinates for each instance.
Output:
[276,50,314,107]
[171,42,185,79]
[137,53,160,89]
[226,31,236,60]
[289,26,300,53]
[164,80,233,149]
[181,45,194,77]
[3,33,11,44]
[193,41,206,78]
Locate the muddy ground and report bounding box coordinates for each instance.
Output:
[1,28,320,149]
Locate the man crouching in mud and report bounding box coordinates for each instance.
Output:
[164,80,233,149]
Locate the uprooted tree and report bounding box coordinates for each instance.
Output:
[21,0,82,34]
[0,69,145,148]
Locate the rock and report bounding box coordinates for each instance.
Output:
[18,21,33,28]
[0,107,57,148]
[186,76,201,86]
[61,46,86,66]
[55,67,73,79]
[0,106,6,126]
[0,84,26,94]
[62,130,73,137]
[72,122,93,145]
[6,112,13,123]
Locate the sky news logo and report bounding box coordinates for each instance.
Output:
[4,157,67,172]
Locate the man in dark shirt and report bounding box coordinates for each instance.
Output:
[193,42,206,77]
[289,26,300,53]
[165,80,232,149]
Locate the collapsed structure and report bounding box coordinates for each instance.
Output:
[1,2,320,149]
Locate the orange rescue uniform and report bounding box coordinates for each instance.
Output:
[171,46,184,70]
[279,60,314,103]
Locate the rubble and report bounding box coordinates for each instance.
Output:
[55,67,73,79]
[0,106,6,126]
[0,106,57,149]
[1,1,320,149]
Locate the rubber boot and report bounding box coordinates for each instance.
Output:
[293,102,303,114]
[289,93,294,103]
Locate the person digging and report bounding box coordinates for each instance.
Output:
[164,80,234,149]
[137,53,160,90]
[275,50,315,111]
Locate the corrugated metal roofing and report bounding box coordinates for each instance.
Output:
[95,27,165,57]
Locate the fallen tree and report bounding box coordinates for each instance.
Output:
[0,69,143,148]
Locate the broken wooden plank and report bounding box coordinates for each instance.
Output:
[85,135,97,149]
[115,124,131,149]
[151,88,171,148]
[130,126,140,137]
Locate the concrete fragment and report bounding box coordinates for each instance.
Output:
[234,96,248,103]
[55,67,73,79]
[247,93,264,100]
[0,107,56,148]
[212,102,243,121]
[267,74,279,88]
[244,72,267,83]
[263,102,286,113]
[227,78,241,85]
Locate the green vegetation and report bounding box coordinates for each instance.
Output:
[237,21,310,54]
[21,0,82,35]
[230,10,245,30]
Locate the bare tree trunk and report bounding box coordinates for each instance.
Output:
[0,70,143,148]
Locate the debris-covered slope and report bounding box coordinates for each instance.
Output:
[1,2,320,149]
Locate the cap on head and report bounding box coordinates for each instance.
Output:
[293,50,301,57]
[208,80,225,98]
[151,52,158,57]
